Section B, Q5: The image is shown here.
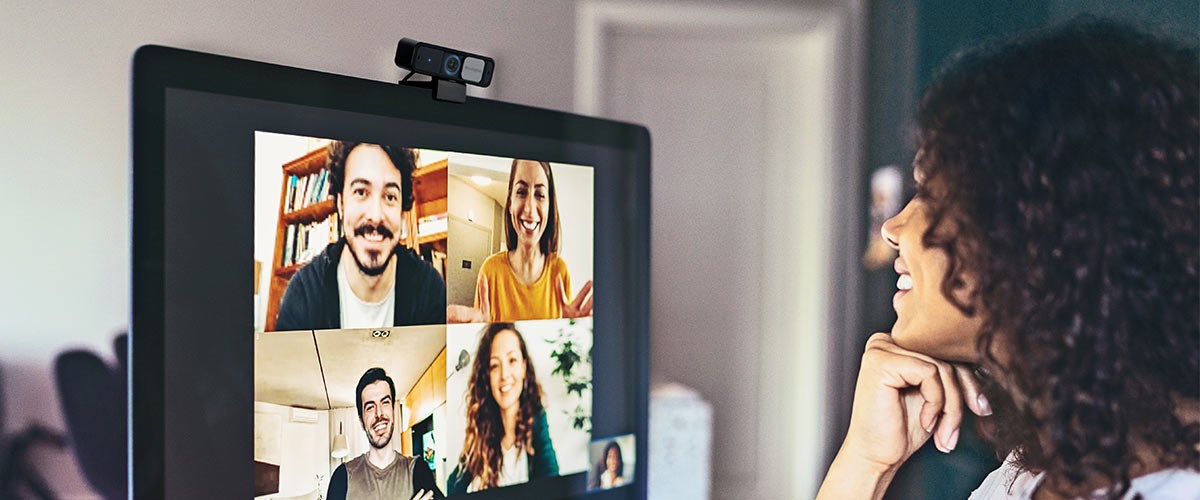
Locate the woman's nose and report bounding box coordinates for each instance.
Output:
[881,210,902,250]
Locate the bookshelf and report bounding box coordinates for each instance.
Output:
[264,148,449,332]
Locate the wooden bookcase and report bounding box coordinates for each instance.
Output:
[264,148,448,332]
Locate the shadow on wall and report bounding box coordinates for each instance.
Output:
[0,333,127,500]
[0,364,65,499]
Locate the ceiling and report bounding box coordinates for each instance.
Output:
[255,325,446,410]
[446,151,511,204]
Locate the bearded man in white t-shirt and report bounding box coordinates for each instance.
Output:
[276,142,446,331]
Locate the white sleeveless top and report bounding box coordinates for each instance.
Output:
[969,454,1200,499]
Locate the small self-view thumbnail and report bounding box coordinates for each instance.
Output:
[587,433,636,492]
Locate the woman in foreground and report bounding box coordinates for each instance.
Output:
[818,21,1198,499]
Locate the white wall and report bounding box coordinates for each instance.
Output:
[548,163,595,297]
[254,402,331,498]
[0,1,858,497]
[448,177,498,228]
[0,1,576,497]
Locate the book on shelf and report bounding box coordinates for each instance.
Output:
[283,225,296,268]
[284,169,332,213]
[416,213,448,238]
[281,216,338,267]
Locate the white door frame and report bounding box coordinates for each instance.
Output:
[576,1,867,498]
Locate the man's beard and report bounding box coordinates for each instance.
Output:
[346,222,397,276]
[366,418,392,449]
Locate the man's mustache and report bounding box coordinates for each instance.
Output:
[354,223,394,239]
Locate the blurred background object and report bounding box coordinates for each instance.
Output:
[54,333,127,500]
[0,365,64,500]
[2,1,1196,498]
[648,383,713,500]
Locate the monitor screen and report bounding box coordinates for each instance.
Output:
[133,46,649,500]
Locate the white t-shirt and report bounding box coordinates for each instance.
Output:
[467,445,529,493]
[970,453,1200,500]
[337,262,395,328]
[496,445,530,488]
[600,471,626,489]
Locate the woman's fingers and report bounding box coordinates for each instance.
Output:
[476,276,491,320]
[954,364,992,417]
[571,280,595,315]
[865,339,944,433]
[931,361,964,452]
[556,277,594,318]
[865,333,965,452]
[446,305,483,324]
[578,290,594,316]
[555,276,570,307]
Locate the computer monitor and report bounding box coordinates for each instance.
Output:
[132,45,649,500]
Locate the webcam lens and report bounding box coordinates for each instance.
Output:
[443,54,462,77]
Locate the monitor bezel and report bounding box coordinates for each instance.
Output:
[132,44,650,499]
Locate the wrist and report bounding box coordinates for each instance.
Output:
[816,447,898,500]
[835,440,898,477]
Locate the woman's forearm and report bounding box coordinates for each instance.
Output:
[815,447,897,500]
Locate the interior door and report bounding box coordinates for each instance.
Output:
[598,24,835,500]
[446,215,492,308]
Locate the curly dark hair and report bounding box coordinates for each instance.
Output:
[326,141,418,211]
[914,19,1198,497]
[457,323,545,490]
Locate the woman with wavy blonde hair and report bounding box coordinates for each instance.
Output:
[449,323,559,493]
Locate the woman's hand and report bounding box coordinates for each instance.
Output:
[447,275,492,324]
[557,278,593,318]
[816,333,991,500]
[446,305,487,324]
[410,489,434,500]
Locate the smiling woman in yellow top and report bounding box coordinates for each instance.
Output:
[459,159,593,323]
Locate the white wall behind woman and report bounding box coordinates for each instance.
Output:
[549,163,595,298]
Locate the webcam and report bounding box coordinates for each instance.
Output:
[395,38,494,88]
